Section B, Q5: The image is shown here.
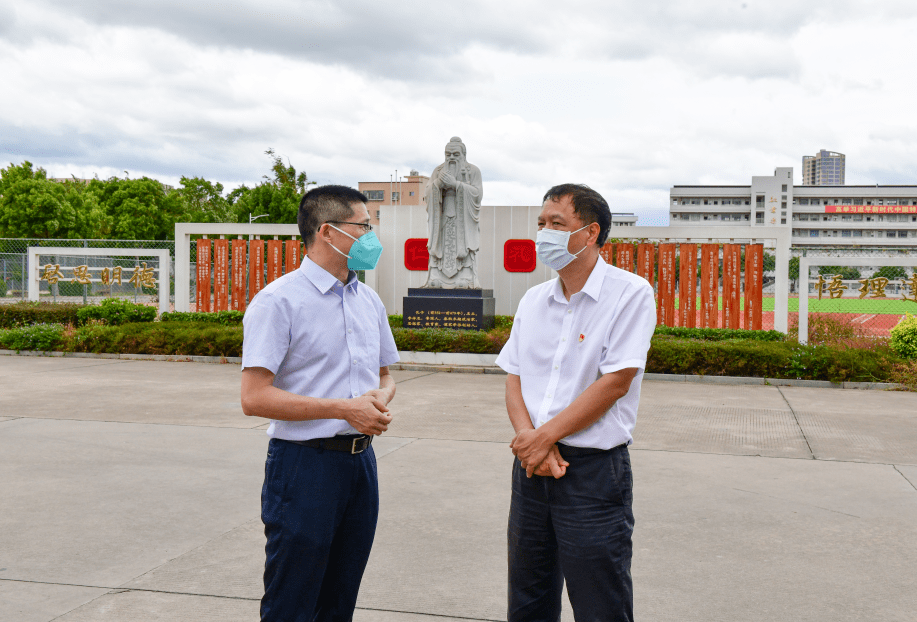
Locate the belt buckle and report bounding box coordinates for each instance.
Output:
[351,436,367,454]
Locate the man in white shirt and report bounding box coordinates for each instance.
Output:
[241,185,400,622]
[496,184,656,622]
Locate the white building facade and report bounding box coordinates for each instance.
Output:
[669,167,917,248]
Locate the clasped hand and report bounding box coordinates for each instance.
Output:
[438,170,457,189]
[342,393,391,436]
[510,428,569,479]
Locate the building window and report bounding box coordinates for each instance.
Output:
[887,231,897,238]
[365,190,384,201]
[781,218,786,224]
[409,191,415,197]
[853,231,862,237]
[810,230,819,237]
[391,192,400,202]
[782,184,788,191]
[799,199,809,205]
[842,230,851,237]
[899,230,908,238]
[376,210,380,218]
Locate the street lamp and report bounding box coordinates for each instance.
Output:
[249,213,268,223]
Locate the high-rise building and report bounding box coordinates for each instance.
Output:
[802,150,845,185]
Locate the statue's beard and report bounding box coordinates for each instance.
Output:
[447,159,460,175]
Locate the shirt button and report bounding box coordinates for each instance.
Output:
[567,309,572,314]
[353,359,358,365]
[547,394,552,398]
[554,365,559,370]
[562,337,566,341]
[348,329,353,334]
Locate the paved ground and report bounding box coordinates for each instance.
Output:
[1,356,916,621]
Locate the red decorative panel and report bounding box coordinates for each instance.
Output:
[231,239,247,312]
[404,238,429,271]
[248,240,264,301]
[213,239,229,312]
[195,239,211,313]
[722,243,741,329]
[636,243,655,286]
[700,244,719,328]
[265,240,283,284]
[745,244,763,330]
[615,243,634,272]
[504,239,537,273]
[678,244,698,328]
[284,240,302,274]
[657,243,676,327]
[599,243,614,265]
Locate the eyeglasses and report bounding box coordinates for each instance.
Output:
[326,221,373,233]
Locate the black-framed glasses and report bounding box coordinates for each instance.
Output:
[326,221,373,233]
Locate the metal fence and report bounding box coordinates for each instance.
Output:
[788,246,917,338]
[0,238,177,305]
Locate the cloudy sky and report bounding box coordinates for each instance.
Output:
[2,0,916,225]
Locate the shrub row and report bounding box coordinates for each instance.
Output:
[1,321,909,384]
[161,310,244,325]
[0,302,83,328]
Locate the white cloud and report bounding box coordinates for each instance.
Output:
[2,0,917,229]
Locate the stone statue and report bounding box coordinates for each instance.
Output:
[423,137,483,288]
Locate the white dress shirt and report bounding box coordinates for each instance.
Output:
[496,256,656,449]
[242,256,400,441]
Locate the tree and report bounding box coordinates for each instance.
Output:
[874,266,908,280]
[788,256,800,292]
[87,176,185,240]
[819,265,861,280]
[229,149,316,224]
[263,148,316,194]
[176,176,234,223]
[0,162,105,239]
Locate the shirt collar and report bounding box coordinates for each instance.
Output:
[301,256,360,295]
[549,255,606,304]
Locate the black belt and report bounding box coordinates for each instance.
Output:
[286,434,372,454]
[557,442,625,457]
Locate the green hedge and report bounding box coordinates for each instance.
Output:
[161,311,244,326]
[67,321,242,357]
[76,298,156,325]
[645,336,898,383]
[0,302,83,328]
[652,326,785,342]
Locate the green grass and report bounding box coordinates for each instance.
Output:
[674,296,917,314]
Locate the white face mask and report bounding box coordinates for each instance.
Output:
[535,225,589,271]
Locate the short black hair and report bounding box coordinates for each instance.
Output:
[542,183,612,246]
[297,185,368,248]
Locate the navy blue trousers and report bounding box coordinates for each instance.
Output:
[260,438,379,622]
[508,444,635,622]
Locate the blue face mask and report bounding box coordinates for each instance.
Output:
[328,224,384,271]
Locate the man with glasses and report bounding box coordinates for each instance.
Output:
[241,185,399,622]
[496,184,656,622]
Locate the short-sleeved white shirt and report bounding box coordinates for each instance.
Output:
[496,256,656,450]
[242,256,400,441]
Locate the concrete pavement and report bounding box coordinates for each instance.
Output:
[1,356,916,621]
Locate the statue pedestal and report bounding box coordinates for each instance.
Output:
[403,288,495,331]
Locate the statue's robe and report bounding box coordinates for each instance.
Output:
[425,160,483,279]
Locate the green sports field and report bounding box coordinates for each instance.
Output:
[674,296,917,314]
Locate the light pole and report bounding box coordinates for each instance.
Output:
[249,213,268,224]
